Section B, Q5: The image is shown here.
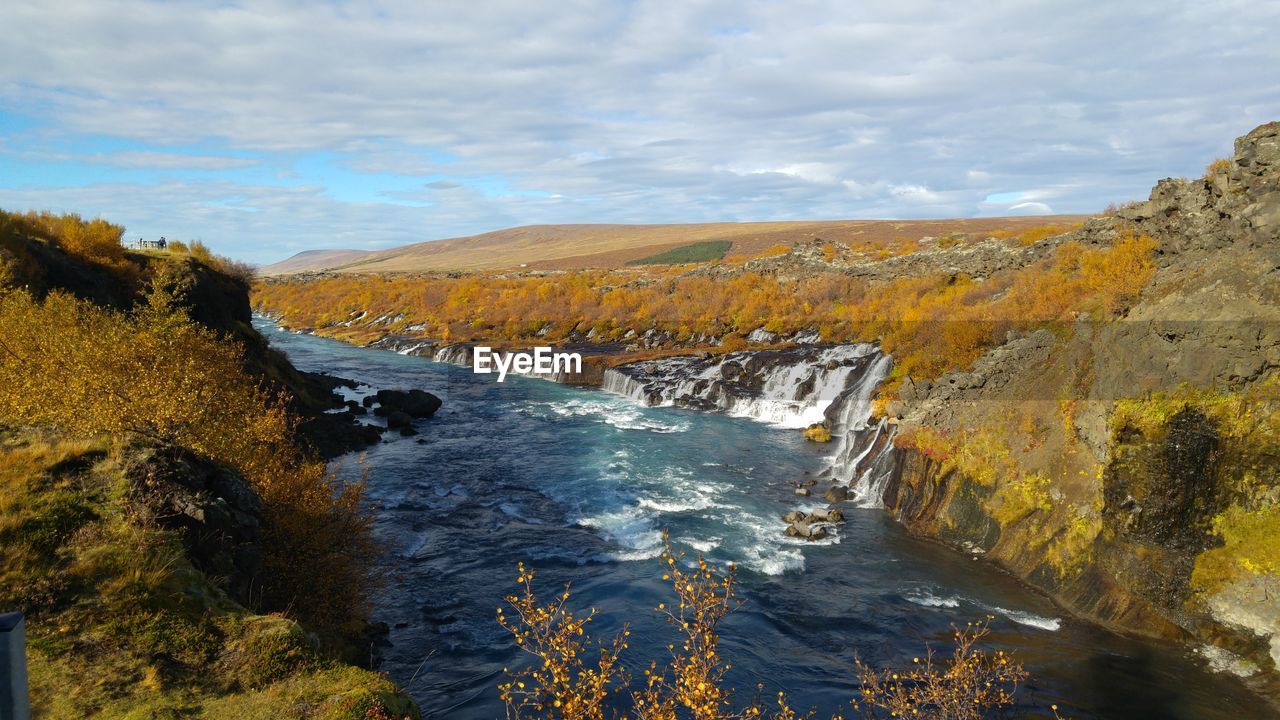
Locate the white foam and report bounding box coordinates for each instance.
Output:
[992,606,1061,631]
[499,503,544,525]
[576,506,662,555]
[905,590,962,608]
[1197,645,1259,677]
[526,399,691,434]
[679,537,722,553]
[637,496,723,513]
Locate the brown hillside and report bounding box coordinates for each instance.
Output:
[260,216,1089,274]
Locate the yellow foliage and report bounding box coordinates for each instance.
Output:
[1205,157,1232,178]
[990,474,1054,529]
[0,288,377,634]
[10,210,138,286]
[1046,507,1101,579]
[1014,223,1077,247]
[802,424,832,443]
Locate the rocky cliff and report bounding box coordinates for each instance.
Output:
[880,122,1280,689]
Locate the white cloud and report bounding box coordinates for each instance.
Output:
[0,0,1277,262]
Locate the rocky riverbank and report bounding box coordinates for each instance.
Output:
[879,122,1280,692]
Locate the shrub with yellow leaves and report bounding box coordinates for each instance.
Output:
[497,562,629,720]
[851,619,1027,720]
[499,535,1041,720]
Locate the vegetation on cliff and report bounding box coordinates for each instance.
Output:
[0,209,412,717]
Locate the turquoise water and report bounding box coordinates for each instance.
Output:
[258,319,1271,720]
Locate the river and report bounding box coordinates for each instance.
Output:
[257,318,1269,720]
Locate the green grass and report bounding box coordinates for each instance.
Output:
[625,240,733,265]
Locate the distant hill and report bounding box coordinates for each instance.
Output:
[258,216,1090,275]
[258,248,375,276]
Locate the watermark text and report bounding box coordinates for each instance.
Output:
[473,346,582,382]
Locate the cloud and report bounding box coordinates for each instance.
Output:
[0,0,1278,262]
[90,151,258,170]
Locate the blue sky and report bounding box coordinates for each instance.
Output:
[1,1,1278,264]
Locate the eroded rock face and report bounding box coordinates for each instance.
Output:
[126,446,263,606]
[1104,408,1224,551]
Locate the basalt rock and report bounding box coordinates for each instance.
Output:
[375,389,442,418]
[126,445,263,606]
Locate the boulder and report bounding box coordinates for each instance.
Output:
[375,388,442,418]
[785,520,829,541]
[824,485,849,503]
[386,410,413,429]
[782,511,807,523]
[807,508,844,523]
[803,423,832,442]
[794,486,811,497]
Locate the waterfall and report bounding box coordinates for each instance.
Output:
[433,344,474,366]
[601,346,880,428]
[603,346,899,505]
[819,354,896,507]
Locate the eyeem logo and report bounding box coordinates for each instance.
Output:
[473,346,583,382]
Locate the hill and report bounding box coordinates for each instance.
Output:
[258,216,1089,275]
[258,248,375,275]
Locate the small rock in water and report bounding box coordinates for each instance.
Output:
[386,410,414,429]
[824,485,849,503]
[803,423,832,442]
[794,486,811,496]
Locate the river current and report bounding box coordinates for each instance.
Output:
[257,319,1269,720]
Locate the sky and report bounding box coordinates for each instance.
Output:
[1,1,1277,264]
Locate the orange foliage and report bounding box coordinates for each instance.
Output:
[1205,157,1232,178]
[1015,223,1076,247]
[12,210,138,285]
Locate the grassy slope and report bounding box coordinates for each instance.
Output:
[1,429,415,720]
[626,240,733,265]
[258,216,1088,274]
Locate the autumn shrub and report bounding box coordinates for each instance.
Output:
[1205,157,1232,178]
[0,287,378,635]
[1014,223,1076,247]
[2,209,139,288]
[499,537,1035,719]
[171,238,257,284]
